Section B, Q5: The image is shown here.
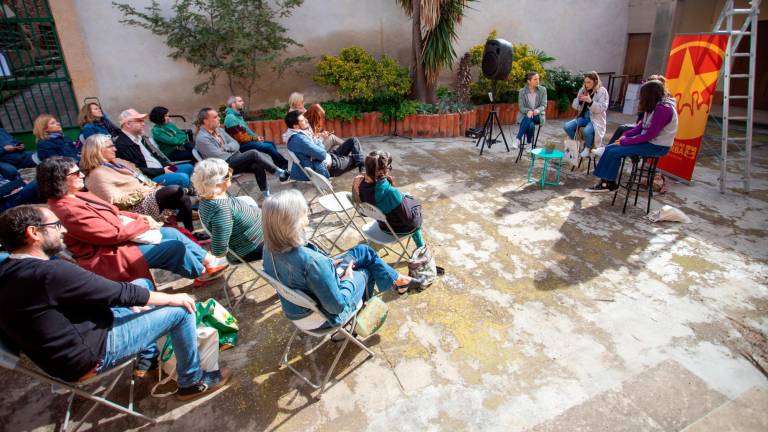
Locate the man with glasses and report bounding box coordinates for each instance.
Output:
[114,109,194,188]
[0,205,233,401]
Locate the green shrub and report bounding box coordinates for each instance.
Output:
[314,47,411,101]
[321,100,364,122]
[542,67,583,112]
[254,105,289,121]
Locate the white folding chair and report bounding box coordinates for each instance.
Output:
[192,148,252,197]
[302,167,365,254]
[356,202,417,265]
[0,335,156,431]
[197,195,266,308]
[286,150,319,210]
[254,266,374,399]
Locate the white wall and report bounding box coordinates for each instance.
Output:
[70,0,630,122]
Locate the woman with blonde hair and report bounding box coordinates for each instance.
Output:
[262,190,424,329]
[78,101,120,140]
[80,134,199,235]
[192,158,265,262]
[34,114,80,162]
[287,92,306,114]
[563,71,609,158]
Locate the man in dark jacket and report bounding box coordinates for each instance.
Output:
[113,109,193,188]
[0,127,36,180]
[0,205,232,401]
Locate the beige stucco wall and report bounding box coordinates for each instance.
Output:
[63,0,631,123]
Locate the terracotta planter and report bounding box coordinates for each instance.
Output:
[545,101,557,119]
[269,120,284,144]
[451,113,461,137]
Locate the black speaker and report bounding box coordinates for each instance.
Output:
[481,38,512,80]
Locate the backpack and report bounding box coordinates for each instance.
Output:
[408,246,440,288]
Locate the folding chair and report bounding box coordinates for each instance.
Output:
[191,148,251,197]
[149,137,190,164]
[286,150,319,210]
[197,195,265,308]
[254,267,375,399]
[303,167,365,254]
[0,335,156,431]
[355,202,417,265]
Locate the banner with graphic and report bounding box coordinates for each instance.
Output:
[658,33,729,182]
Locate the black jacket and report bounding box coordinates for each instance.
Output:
[114,131,172,178]
[0,257,150,382]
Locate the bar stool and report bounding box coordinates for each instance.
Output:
[611,155,661,214]
[514,124,542,164]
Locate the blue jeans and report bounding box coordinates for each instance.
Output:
[516,115,541,143]
[564,111,595,149]
[0,180,41,213]
[239,140,289,170]
[152,163,193,188]
[593,142,670,181]
[0,161,19,180]
[337,244,399,300]
[100,278,201,387]
[110,279,157,371]
[136,227,207,278]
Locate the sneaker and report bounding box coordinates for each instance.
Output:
[193,231,211,242]
[176,368,233,401]
[585,181,618,193]
[511,138,520,150]
[278,170,290,182]
[591,147,605,157]
[193,263,229,287]
[580,148,592,158]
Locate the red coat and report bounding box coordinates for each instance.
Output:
[48,192,153,282]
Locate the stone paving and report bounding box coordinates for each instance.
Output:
[1,114,767,431]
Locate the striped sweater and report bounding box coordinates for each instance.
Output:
[199,196,263,261]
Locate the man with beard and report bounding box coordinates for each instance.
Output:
[0,205,232,401]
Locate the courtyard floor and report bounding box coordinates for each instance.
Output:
[1,114,767,432]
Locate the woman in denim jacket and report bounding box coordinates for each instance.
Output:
[261,190,422,329]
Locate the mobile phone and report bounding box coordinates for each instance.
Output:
[335,256,354,276]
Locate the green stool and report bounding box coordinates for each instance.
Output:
[527,148,564,189]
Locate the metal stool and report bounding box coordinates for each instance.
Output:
[515,124,542,164]
[611,155,660,214]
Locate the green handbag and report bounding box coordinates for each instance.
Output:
[354,296,388,338]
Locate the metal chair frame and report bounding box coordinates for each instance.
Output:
[514,123,542,164]
[286,150,320,211]
[611,155,661,214]
[355,202,417,265]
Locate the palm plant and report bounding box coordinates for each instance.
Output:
[397,0,474,104]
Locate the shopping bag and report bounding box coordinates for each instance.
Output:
[563,137,581,168]
[152,326,219,397]
[355,297,388,338]
[196,298,239,349]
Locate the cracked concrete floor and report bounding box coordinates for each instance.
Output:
[1,114,767,432]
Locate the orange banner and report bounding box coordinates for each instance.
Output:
[658,33,729,182]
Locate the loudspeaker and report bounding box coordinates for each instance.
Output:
[481,38,512,81]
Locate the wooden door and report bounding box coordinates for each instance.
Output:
[623,33,651,79]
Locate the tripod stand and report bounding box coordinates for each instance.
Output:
[475,86,509,155]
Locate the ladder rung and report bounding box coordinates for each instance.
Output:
[727,137,748,141]
[728,116,748,120]
[727,95,749,100]
[730,9,755,14]
[732,53,750,57]
[728,74,751,79]
[717,30,751,35]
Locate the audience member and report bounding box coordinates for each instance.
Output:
[79,102,121,141]
[114,109,193,188]
[0,127,36,179]
[80,134,197,233]
[512,71,547,151]
[223,95,288,169]
[352,150,425,248]
[586,80,677,193]
[563,71,609,158]
[304,103,345,150]
[38,156,226,284]
[192,158,264,262]
[0,174,41,214]
[287,92,306,114]
[149,106,195,162]
[262,190,423,329]
[0,205,231,400]
[283,110,363,180]
[194,107,289,198]
[34,114,80,162]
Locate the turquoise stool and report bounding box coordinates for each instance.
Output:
[527,148,564,189]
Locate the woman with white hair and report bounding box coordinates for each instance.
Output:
[191,158,264,262]
[261,190,423,329]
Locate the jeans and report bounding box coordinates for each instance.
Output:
[0,180,42,213]
[516,115,541,144]
[152,163,193,188]
[337,244,399,300]
[136,227,207,278]
[110,278,157,371]
[593,142,671,181]
[564,111,595,149]
[239,140,289,170]
[100,278,201,387]
[328,137,363,177]
[0,161,19,180]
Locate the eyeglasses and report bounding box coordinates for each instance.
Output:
[67,169,82,177]
[35,220,63,231]
[224,168,234,181]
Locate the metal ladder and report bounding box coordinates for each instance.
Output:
[712,0,760,193]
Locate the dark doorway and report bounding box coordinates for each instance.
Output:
[731,20,767,110]
[624,33,651,78]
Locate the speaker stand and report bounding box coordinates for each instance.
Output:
[475,101,509,155]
